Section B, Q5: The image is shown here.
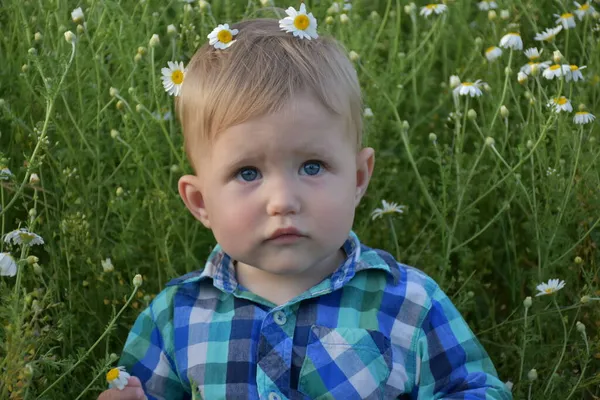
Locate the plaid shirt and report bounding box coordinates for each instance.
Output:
[120,232,511,399]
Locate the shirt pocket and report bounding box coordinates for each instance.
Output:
[297,326,392,400]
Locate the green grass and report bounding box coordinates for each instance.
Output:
[1,0,599,398]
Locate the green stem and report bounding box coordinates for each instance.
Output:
[387,216,401,260]
[544,297,568,394]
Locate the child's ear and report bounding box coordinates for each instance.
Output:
[355,147,375,207]
[178,175,211,229]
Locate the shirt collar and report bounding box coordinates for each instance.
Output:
[166,231,399,291]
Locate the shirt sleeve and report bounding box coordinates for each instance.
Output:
[413,286,512,399]
[118,300,189,400]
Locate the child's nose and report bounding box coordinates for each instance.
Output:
[265,178,301,216]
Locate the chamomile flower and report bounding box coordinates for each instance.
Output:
[0,252,17,277]
[564,64,586,81]
[207,24,239,49]
[477,1,498,11]
[485,46,503,61]
[101,258,114,273]
[279,3,318,40]
[106,366,130,390]
[71,7,84,23]
[419,3,448,17]
[542,64,565,80]
[520,61,551,75]
[453,80,485,97]
[499,33,523,50]
[524,47,542,60]
[574,1,595,20]
[534,25,562,41]
[3,228,44,246]
[555,12,576,29]
[573,111,595,124]
[0,166,13,180]
[371,200,406,220]
[161,61,186,97]
[547,96,573,113]
[535,279,566,296]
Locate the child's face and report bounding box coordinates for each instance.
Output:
[179,92,374,277]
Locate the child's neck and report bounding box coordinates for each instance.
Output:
[234,248,346,307]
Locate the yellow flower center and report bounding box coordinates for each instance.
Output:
[549,64,561,70]
[509,32,520,37]
[544,288,554,293]
[485,46,497,54]
[462,82,473,86]
[580,4,589,10]
[294,14,309,30]
[171,70,184,85]
[555,97,568,105]
[19,232,35,241]
[576,112,586,116]
[425,4,436,9]
[561,12,573,19]
[106,368,120,382]
[217,29,233,43]
[569,64,578,71]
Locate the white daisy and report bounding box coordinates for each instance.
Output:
[363,108,374,118]
[161,61,186,97]
[534,25,563,41]
[517,71,528,83]
[419,3,448,17]
[101,258,114,273]
[563,64,586,82]
[0,252,17,277]
[207,24,239,49]
[542,64,565,80]
[499,33,523,50]
[535,279,566,296]
[524,47,542,60]
[0,167,13,180]
[279,3,319,40]
[520,61,551,75]
[574,1,595,20]
[71,7,84,23]
[106,366,130,390]
[547,96,573,113]
[485,46,503,61]
[573,111,596,124]
[477,1,498,10]
[371,200,406,220]
[3,228,44,246]
[453,80,485,97]
[555,12,576,29]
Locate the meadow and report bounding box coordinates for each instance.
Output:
[1,0,599,398]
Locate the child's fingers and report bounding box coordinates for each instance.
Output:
[125,376,142,387]
[97,386,145,400]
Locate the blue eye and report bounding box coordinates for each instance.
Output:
[236,167,261,182]
[301,161,323,176]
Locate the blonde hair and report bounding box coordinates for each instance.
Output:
[176,18,363,171]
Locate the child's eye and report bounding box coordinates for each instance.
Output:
[236,167,262,182]
[300,161,324,176]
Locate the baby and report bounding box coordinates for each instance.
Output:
[98,9,511,400]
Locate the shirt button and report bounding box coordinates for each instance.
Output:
[273,310,287,326]
[268,392,281,400]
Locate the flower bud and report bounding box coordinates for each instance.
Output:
[429,133,437,142]
[349,51,360,62]
[580,295,591,304]
[134,53,142,63]
[64,31,76,43]
[116,100,124,110]
[133,274,143,287]
[450,75,461,88]
[485,137,495,146]
[183,4,193,13]
[149,34,160,48]
[29,208,37,217]
[500,105,509,118]
[109,353,119,362]
[500,9,510,19]
[24,363,34,378]
[576,321,586,333]
[135,104,143,113]
[21,64,29,73]
[29,173,40,184]
[553,50,563,63]
[401,120,410,130]
[488,10,497,20]
[76,24,84,34]
[404,3,416,14]
[116,187,124,197]
[167,24,177,36]
[34,32,42,42]
[517,71,528,84]
[574,256,583,264]
[110,129,119,139]
[28,47,37,56]
[199,0,209,10]
[474,37,483,49]
[340,13,349,24]
[71,7,84,23]
[526,140,534,149]
[27,256,39,265]
[363,108,373,118]
[523,296,532,309]
[527,369,538,382]
[325,16,334,24]
[467,109,478,120]
[33,263,42,275]
[109,87,119,97]
[504,66,512,76]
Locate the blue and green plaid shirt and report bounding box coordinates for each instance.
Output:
[120,232,511,399]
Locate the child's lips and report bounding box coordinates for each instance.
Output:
[267,227,306,242]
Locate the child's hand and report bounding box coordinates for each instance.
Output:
[97,376,146,400]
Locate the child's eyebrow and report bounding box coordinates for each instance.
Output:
[224,147,332,168]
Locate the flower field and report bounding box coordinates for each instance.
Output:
[1,0,599,398]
